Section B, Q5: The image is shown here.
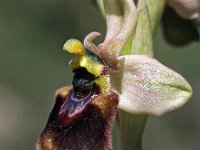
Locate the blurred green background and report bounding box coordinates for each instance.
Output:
[0,0,199,150]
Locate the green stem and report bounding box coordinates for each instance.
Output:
[119,110,147,150]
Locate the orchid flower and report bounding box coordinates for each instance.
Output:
[37,0,192,149]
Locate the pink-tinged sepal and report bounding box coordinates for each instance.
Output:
[110,55,192,116]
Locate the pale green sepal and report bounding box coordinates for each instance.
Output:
[131,0,153,57]
[120,34,133,56]
[111,55,192,116]
[147,0,166,35]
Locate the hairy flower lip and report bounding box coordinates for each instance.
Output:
[37,86,119,150]
[59,89,95,117]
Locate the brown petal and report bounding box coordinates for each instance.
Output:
[36,86,119,150]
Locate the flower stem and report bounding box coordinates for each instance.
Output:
[119,110,147,150]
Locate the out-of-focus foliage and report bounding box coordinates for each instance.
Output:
[0,0,199,150]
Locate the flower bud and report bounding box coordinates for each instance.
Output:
[167,0,200,19]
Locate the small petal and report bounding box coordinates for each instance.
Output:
[83,0,137,70]
[167,0,200,19]
[84,32,101,56]
[110,55,192,116]
[130,0,153,56]
[84,32,122,70]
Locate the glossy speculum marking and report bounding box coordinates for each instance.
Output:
[60,67,100,117]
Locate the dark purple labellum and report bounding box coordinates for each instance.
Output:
[37,67,119,150]
[59,89,96,117]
